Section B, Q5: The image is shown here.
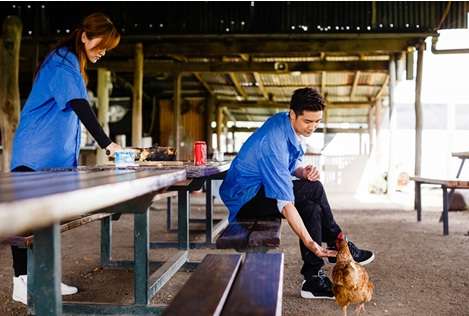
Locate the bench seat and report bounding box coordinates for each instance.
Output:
[163,253,284,316]
[216,218,282,251]
[5,213,112,248]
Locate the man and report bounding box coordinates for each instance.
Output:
[220,87,375,299]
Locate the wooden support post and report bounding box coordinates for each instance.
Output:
[132,43,143,147]
[173,73,182,160]
[415,43,424,177]
[206,95,215,155]
[406,47,415,80]
[387,55,397,194]
[232,127,236,152]
[216,105,223,152]
[224,125,229,153]
[367,106,375,156]
[375,99,383,155]
[0,16,22,172]
[96,68,111,165]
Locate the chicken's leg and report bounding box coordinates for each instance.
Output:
[342,305,348,316]
[355,303,366,315]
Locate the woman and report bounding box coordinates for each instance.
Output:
[10,13,122,305]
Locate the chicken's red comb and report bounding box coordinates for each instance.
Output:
[337,232,346,241]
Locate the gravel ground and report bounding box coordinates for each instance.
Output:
[1,190,469,316]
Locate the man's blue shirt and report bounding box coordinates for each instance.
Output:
[11,47,88,170]
[220,112,304,222]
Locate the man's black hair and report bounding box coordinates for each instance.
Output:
[289,87,325,116]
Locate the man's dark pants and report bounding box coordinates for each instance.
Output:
[236,179,341,279]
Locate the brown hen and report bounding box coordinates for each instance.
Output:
[332,236,373,316]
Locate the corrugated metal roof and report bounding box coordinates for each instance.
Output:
[1,2,466,37]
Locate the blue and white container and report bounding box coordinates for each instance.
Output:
[114,150,137,168]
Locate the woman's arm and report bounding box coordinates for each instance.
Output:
[69,98,120,155]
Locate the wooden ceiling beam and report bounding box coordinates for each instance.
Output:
[106,37,424,56]
[350,71,360,97]
[235,126,368,133]
[253,72,269,100]
[228,73,248,100]
[375,74,390,100]
[222,100,372,109]
[193,72,214,95]
[321,71,327,95]
[94,60,389,74]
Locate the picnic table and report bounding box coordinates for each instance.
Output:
[146,161,231,249]
[0,167,186,315]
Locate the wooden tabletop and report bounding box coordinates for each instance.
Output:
[410,176,469,188]
[452,152,469,159]
[101,160,231,178]
[0,167,186,239]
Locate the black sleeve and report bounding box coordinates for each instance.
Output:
[69,98,112,149]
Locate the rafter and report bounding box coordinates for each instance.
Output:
[228,73,248,100]
[253,72,269,100]
[239,54,250,62]
[350,71,361,97]
[375,74,390,100]
[321,71,327,95]
[193,72,214,95]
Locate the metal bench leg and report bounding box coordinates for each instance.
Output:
[442,185,449,236]
[456,158,466,178]
[166,196,172,231]
[415,182,422,221]
[206,179,214,243]
[27,246,35,314]
[178,190,190,250]
[100,216,112,267]
[32,223,62,315]
[134,209,150,305]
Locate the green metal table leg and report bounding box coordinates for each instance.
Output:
[134,209,150,305]
[205,179,214,243]
[32,223,62,316]
[100,216,112,267]
[178,190,190,250]
[27,246,35,314]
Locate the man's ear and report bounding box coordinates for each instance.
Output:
[289,109,296,120]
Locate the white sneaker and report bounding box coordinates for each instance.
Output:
[12,275,78,305]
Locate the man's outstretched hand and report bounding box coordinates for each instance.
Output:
[302,165,320,182]
[305,240,337,258]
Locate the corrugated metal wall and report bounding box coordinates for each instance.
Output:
[1,1,467,37]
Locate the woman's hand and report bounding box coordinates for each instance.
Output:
[105,142,122,157]
[305,240,337,258]
[302,165,320,181]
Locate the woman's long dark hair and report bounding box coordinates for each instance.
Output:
[37,13,120,84]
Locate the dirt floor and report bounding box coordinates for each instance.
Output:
[1,188,469,316]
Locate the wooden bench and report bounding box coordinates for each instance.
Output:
[163,253,284,316]
[411,176,469,235]
[5,213,112,248]
[216,218,282,251]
